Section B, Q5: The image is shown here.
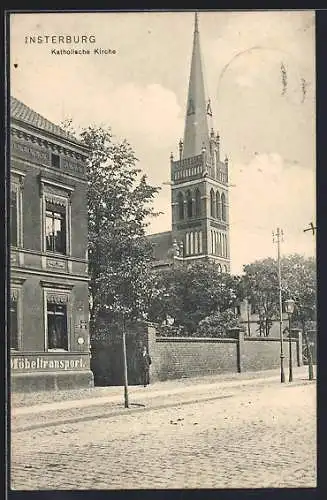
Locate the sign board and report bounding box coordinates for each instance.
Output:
[11,353,90,372]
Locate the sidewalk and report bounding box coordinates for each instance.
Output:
[11,365,315,429]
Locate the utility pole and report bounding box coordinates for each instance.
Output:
[303,222,317,235]
[273,227,285,383]
[121,310,129,408]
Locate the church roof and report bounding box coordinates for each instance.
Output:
[147,231,173,263]
[10,96,84,147]
[182,12,212,159]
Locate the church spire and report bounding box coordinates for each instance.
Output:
[182,12,211,159]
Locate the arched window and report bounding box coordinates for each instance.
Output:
[221,192,226,221]
[195,188,201,217]
[198,231,203,253]
[217,263,222,273]
[194,231,199,254]
[186,190,193,218]
[215,231,218,255]
[211,230,214,254]
[185,232,190,255]
[210,189,215,218]
[190,232,194,255]
[216,191,221,219]
[178,192,184,220]
[224,265,228,273]
[218,232,222,256]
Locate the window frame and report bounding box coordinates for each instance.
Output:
[10,170,25,248]
[45,203,67,254]
[195,188,201,217]
[10,279,25,351]
[40,177,74,257]
[177,192,184,220]
[42,284,73,352]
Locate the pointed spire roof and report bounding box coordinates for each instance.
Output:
[182,12,212,159]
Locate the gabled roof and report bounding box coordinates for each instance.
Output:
[10,96,83,147]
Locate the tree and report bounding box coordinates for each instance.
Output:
[242,258,279,336]
[197,309,241,338]
[281,254,316,380]
[149,262,243,334]
[62,123,161,338]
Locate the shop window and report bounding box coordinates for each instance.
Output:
[47,302,68,350]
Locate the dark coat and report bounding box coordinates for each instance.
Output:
[141,352,152,371]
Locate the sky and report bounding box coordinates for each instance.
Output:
[10,10,316,274]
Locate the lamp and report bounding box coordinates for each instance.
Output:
[284,298,295,382]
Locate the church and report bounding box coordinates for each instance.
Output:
[148,13,230,273]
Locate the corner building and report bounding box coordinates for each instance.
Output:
[149,13,231,272]
[10,97,94,391]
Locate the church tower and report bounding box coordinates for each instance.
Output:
[170,13,231,272]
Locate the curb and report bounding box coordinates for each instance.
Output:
[13,379,314,433]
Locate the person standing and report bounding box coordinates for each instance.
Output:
[141,345,152,387]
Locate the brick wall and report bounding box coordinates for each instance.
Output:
[242,337,299,372]
[147,326,302,383]
[90,324,302,385]
[150,337,238,381]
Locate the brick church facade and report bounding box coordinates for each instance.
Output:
[10,97,94,391]
[148,13,231,273]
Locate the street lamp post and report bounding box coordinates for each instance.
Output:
[284,298,295,383]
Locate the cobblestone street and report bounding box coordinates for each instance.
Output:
[10,378,316,490]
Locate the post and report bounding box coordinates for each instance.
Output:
[229,327,243,373]
[121,312,129,408]
[273,228,285,383]
[288,316,293,382]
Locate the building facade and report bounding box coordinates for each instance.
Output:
[149,13,231,273]
[10,97,94,391]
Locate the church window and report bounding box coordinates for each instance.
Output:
[216,191,221,219]
[195,188,201,217]
[190,232,194,254]
[178,192,184,220]
[217,263,222,273]
[198,231,203,253]
[186,190,193,218]
[185,232,189,255]
[211,230,214,254]
[221,192,227,221]
[210,189,215,218]
[194,231,199,254]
